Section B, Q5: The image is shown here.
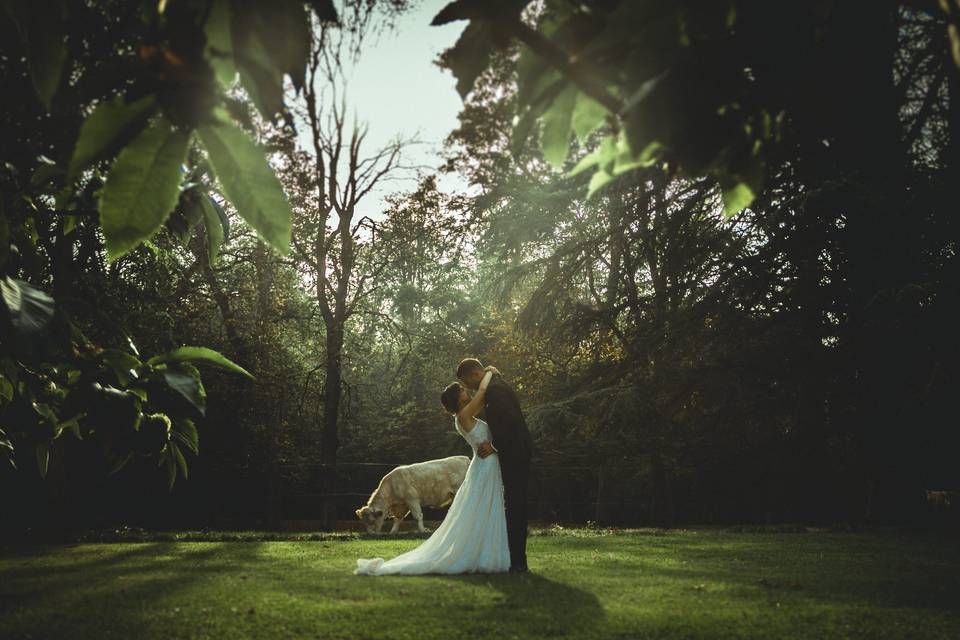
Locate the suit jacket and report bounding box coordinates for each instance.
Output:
[484,376,533,466]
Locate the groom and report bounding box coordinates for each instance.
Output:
[457,358,533,573]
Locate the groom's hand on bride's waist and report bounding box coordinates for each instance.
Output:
[477,442,496,458]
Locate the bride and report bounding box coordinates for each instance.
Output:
[354,367,510,575]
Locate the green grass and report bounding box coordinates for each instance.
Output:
[2,528,959,639]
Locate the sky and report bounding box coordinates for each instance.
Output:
[299,0,470,221]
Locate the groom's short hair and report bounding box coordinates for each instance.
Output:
[457,358,483,379]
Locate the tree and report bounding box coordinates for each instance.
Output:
[276,39,411,528]
[435,0,960,522]
[0,0,297,483]
[0,0,412,488]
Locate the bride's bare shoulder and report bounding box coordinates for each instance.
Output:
[456,411,475,432]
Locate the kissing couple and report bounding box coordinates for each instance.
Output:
[355,358,534,575]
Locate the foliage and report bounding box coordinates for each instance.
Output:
[2,0,958,534]
[0,273,242,487]
[432,0,775,214]
[0,0,386,491]
[0,1,286,485]
[2,0,335,261]
[434,0,960,217]
[431,1,960,527]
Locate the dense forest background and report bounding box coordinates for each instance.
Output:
[1,0,958,537]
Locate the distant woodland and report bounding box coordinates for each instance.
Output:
[1,0,958,535]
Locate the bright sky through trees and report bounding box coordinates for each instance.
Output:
[300,0,469,221]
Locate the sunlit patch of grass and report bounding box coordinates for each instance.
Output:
[2,529,958,639]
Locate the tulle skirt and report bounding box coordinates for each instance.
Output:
[354,453,510,575]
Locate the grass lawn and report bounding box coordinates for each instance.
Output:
[1,528,959,639]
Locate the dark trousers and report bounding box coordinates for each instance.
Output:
[501,456,530,569]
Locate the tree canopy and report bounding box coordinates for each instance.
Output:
[1,0,958,533]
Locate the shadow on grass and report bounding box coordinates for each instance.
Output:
[626,532,960,614]
[5,532,960,640]
[0,542,259,623]
[443,572,606,636]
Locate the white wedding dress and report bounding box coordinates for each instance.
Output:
[354,417,510,575]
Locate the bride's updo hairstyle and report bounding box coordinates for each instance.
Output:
[441,382,462,414]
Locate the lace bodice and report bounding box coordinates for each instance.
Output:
[455,417,492,451]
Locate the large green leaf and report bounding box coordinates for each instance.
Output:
[0,277,55,337]
[540,85,577,168]
[99,117,190,260]
[516,47,555,109]
[162,363,207,416]
[0,426,15,469]
[102,348,142,386]
[587,169,615,199]
[569,136,616,178]
[67,95,158,183]
[198,119,291,253]
[36,441,49,478]
[173,418,199,455]
[511,77,566,158]
[198,195,225,264]
[515,10,563,109]
[721,182,756,217]
[437,19,495,98]
[171,440,188,480]
[613,138,661,176]
[150,346,253,379]
[160,444,177,490]
[721,159,764,217]
[204,0,237,88]
[5,0,69,109]
[571,91,608,144]
[229,0,309,108]
[0,204,8,268]
[181,190,205,226]
[260,0,310,91]
[235,30,284,120]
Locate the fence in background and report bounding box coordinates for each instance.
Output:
[275,461,653,527]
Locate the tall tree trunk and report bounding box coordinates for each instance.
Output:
[319,320,344,530]
[253,241,283,529]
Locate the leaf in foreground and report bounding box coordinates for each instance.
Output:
[151,346,253,379]
[198,119,291,253]
[541,85,578,169]
[99,117,190,260]
[68,95,158,182]
[0,277,55,337]
[722,182,756,218]
[162,363,207,416]
[198,195,225,264]
[8,0,69,110]
[204,0,237,88]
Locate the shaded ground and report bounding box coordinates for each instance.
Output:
[1,528,958,639]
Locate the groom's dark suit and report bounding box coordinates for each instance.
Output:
[484,375,533,570]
